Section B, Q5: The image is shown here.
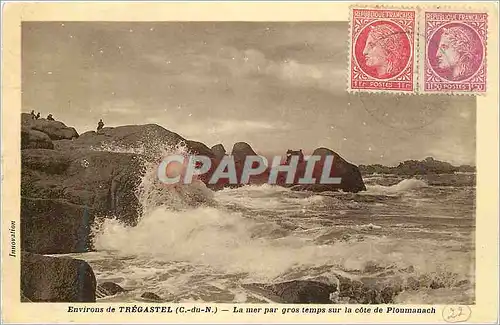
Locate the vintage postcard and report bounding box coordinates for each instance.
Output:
[1,2,499,324]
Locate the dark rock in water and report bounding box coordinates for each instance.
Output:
[211,143,226,159]
[283,147,365,193]
[96,282,126,298]
[141,292,162,301]
[22,113,78,140]
[267,280,335,303]
[100,282,126,293]
[21,252,96,302]
[21,128,54,150]
[21,198,94,254]
[244,272,404,304]
[313,148,366,193]
[243,280,336,304]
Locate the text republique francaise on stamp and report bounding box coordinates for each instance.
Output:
[348,7,417,93]
[421,11,488,94]
[348,6,488,95]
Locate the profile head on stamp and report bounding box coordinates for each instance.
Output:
[429,23,484,82]
[356,21,411,79]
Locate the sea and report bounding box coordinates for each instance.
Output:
[66,149,476,305]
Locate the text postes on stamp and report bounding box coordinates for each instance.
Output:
[348,7,417,93]
[420,11,488,94]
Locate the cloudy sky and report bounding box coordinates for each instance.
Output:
[22,22,476,166]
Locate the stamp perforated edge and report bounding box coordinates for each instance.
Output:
[346,4,419,96]
[416,5,490,96]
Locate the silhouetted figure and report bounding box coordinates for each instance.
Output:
[47,114,55,121]
[30,110,36,119]
[35,112,40,120]
[97,119,104,132]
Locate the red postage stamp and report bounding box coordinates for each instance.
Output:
[348,7,417,93]
[421,11,488,94]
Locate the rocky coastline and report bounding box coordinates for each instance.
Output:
[359,158,475,176]
[20,114,470,303]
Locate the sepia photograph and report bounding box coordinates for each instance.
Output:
[20,20,477,306]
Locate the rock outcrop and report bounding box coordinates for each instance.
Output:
[54,124,182,155]
[278,147,366,193]
[22,113,78,141]
[21,115,367,255]
[244,274,403,304]
[359,157,475,176]
[21,252,96,302]
[96,282,127,298]
[312,147,365,193]
[141,292,163,301]
[243,280,336,304]
[231,142,259,164]
[20,121,221,254]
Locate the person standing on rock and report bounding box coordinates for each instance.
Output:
[47,114,55,121]
[30,110,35,119]
[97,119,104,132]
[35,112,41,120]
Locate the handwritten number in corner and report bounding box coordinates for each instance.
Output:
[442,305,472,323]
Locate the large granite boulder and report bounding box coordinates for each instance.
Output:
[270,147,365,193]
[244,280,336,304]
[22,113,78,140]
[54,124,215,159]
[21,198,94,254]
[21,252,96,302]
[243,274,403,304]
[231,142,259,164]
[96,282,127,298]
[359,157,470,176]
[286,147,366,193]
[55,124,183,155]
